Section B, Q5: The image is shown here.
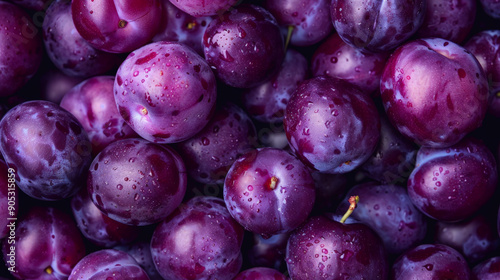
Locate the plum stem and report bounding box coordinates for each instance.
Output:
[340,196,359,224]
[186,21,197,30]
[285,25,294,51]
[118,19,127,28]
[45,266,53,274]
[268,176,278,190]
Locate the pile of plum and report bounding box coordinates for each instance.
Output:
[1,0,500,279]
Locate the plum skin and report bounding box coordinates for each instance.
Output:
[380,38,489,148]
[114,41,217,144]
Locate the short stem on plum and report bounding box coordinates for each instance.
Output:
[140,107,148,115]
[186,21,197,30]
[496,91,500,98]
[268,176,278,190]
[339,196,359,224]
[45,266,53,274]
[118,19,127,28]
[285,25,294,51]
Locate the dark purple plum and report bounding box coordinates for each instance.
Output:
[264,0,333,46]
[69,249,150,280]
[479,0,500,19]
[0,1,43,97]
[380,38,489,148]
[152,0,212,55]
[472,256,500,280]
[150,196,244,280]
[336,182,428,255]
[284,76,380,174]
[286,215,388,279]
[87,138,186,226]
[0,100,92,201]
[168,0,239,17]
[330,0,426,53]
[311,32,389,95]
[245,232,289,270]
[233,267,287,280]
[6,0,52,10]
[2,206,86,279]
[203,4,285,88]
[242,49,308,123]
[434,214,499,264]
[390,244,471,279]
[360,114,417,184]
[176,101,257,184]
[407,137,498,222]
[71,0,162,53]
[39,68,85,104]
[0,160,17,239]
[71,188,140,248]
[416,0,475,43]
[464,30,500,118]
[43,0,121,78]
[114,41,217,144]
[60,76,137,155]
[114,240,163,280]
[224,147,315,236]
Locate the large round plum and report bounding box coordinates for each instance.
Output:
[380,38,489,148]
[0,100,92,201]
[114,41,217,144]
[284,76,380,174]
[87,138,187,226]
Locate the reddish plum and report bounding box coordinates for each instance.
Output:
[311,32,389,95]
[0,1,43,97]
[203,4,285,88]
[380,38,489,148]
[176,101,257,185]
[390,244,471,279]
[60,76,137,155]
[168,0,239,17]
[87,138,187,226]
[71,0,162,53]
[2,206,86,279]
[71,188,140,248]
[472,256,500,280]
[233,267,287,280]
[264,0,333,46]
[69,249,150,280]
[284,76,380,174]
[330,0,426,53]
[150,196,244,280]
[0,100,92,201]
[286,215,388,279]
[407,137,498,222]
[43,0,121,78]
[242,49,308,123]
[224,147,315,236]
[114,41,217,144]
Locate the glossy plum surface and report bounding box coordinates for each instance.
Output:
[2,206,86,279]
[407,137,498,222]
[336,183,428,255]
[176,101,257,184]
[264,0,333,46]
[311,32,389,95]
[71,188,140,248]
[380,38,489,148]
[416,0,475,43]
[330,0,426,53]
[472,256,500,280]
[114,240,163,280]
[60,75,137,155]
[0,1,43,97]
[203,4,285,88]
[224,147,315,236]
[233,267,287,280]
[242,49,308,123]
[150,196,244,280]
[286,215,388,279]
[390,244,471,279]
[114,41,217,144]
[69,249,150,280]
[87,138,187,226]
[0,100,92,200]
[71,0,162,53]
[43,0,120,78]
[168,0,239,16]
[284,76,380,174]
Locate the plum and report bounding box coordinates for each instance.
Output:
[114,41,217,144]
[284,76,380,174]
[71,0,162,53]
[479,0,500,19]
[380,38,489,148]
[203,4,285,88]
[0,100,92,201]
[168,0,239,17]
[114,240,163,280]
[0,1,43,97]
[60,75,137,155]
[473,256,500,280]
[87,138,186,226]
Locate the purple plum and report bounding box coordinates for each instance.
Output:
[168,0,239,17]
[479,0,500,19]
[114,240,163,280]
[472,256,500,280]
